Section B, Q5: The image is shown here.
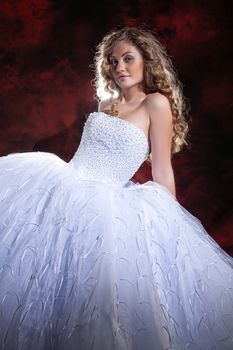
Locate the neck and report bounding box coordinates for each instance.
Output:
[120,85,146,104]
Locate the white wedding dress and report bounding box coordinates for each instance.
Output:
[0,111,233,350]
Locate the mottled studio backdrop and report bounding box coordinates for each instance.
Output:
[0,0,232,255]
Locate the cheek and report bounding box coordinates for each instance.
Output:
[136,61,144,78]
[109,67,117,78]
[108,68,118,86]
[108,67,116,81]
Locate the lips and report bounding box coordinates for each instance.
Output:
[118,75,129,80]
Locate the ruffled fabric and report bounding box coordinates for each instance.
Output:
[0,152,233,350]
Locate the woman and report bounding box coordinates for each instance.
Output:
[0,27,232,350]
[95,27,188,198]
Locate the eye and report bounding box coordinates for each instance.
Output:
[124,55,134,62]
[109,58,118,66]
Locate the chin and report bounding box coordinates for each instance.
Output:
[117,82,136,89]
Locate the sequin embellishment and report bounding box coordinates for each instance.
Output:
[70,112,149,183]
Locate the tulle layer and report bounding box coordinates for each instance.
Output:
[0,152,233,350]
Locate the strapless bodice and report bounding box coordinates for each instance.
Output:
[70,112,150,183]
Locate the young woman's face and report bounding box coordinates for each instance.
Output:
[108,40,144,92]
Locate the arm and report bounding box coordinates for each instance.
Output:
[98,99,111,112]
[145,93,176,197]
[98,99,104,112]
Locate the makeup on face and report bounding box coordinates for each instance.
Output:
[109,41,144,90]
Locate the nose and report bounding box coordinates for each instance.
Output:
[116,59,125,73]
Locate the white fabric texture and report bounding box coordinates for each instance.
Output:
[0,112,233,350]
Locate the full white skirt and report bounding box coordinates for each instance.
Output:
[0,152,233,350]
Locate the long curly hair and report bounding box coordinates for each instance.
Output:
[94,27,189,154]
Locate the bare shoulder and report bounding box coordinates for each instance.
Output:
[98,98,113,112]
[144,92,172,122]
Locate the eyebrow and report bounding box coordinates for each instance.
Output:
[109,51,134,58]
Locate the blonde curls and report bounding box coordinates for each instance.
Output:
[93,27,189,154]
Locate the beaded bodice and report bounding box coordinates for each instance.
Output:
[70,112,150,184]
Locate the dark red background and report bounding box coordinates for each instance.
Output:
[0,0,232,255]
